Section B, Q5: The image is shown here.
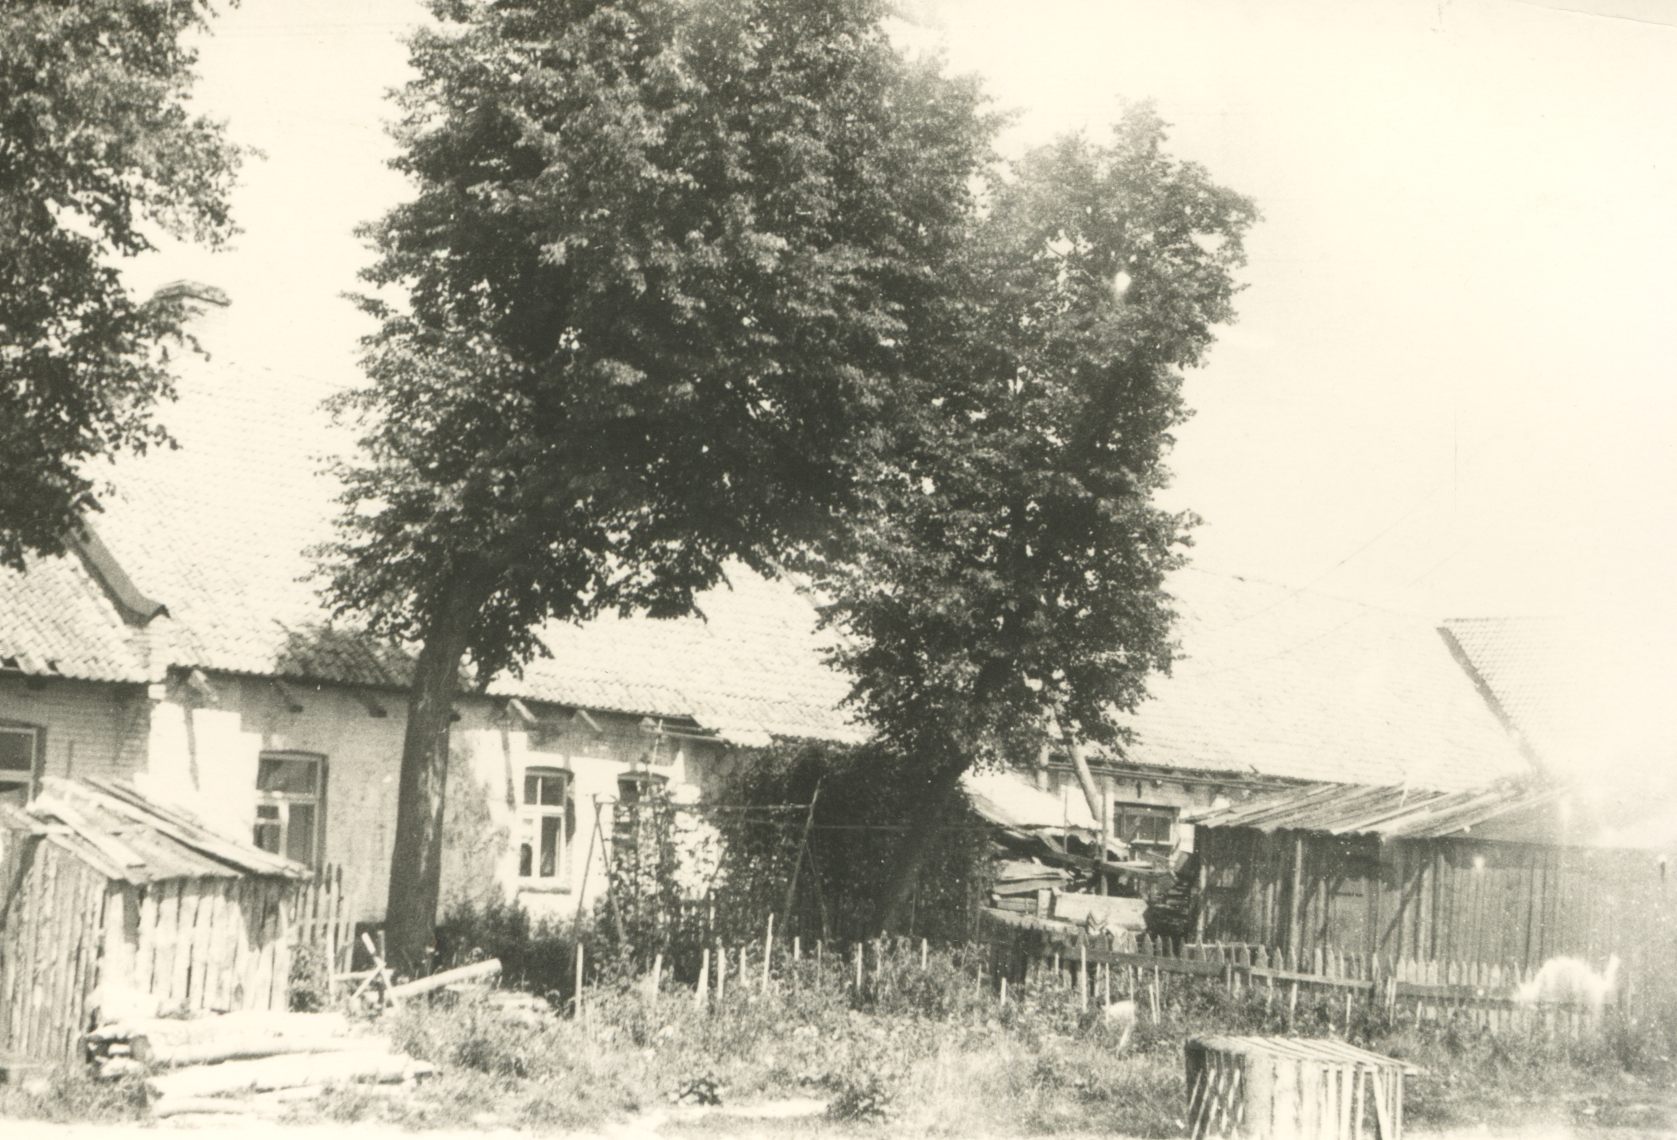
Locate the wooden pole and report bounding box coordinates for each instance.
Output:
[574,940,585,1022]
[921,938,928,970]
[854,943,863,994]
[651,953,663,1007]
[1080,944,1089,1013]
[697,948,709,1010]
[782,781,822,925]
[716,941,726,1004]
[762,914,774,992]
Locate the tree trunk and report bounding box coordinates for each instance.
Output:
[383,580,483,976]
[875,760,969,934]
[1059,727,1106,830]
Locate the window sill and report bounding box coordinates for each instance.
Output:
[515,883,574,895]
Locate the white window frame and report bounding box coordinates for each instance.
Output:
[0,721,40,802]
[518,766,574,890]
[253,751,325,868]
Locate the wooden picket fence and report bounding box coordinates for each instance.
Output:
[1017,927,1622,1038]
[292,863,356,976]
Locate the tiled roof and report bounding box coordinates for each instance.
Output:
[0,549,150,684]
[1,357,857,745]
[0,359,1529,786]
[1440,614,1677,825]
[1108,571,1532,792]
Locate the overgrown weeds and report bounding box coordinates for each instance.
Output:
[0,1068,148,1124]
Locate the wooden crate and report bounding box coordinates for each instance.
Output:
[1185,1035,1408,1139]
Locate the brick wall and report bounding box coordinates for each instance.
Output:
[0,675,150,785]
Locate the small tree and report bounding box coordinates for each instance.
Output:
[809,107,1258,929]
[0,0,240,569]
[320,0,993,971]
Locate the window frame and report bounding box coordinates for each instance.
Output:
[252,750,327,868]
[0,720,43,803]
[518,765,574,892]
[1112,801,1177,849]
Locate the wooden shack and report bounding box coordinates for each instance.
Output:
[1192,783,1677,1001]
[0,777,308,1063]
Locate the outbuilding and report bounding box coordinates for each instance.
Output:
[0,777,308,1062]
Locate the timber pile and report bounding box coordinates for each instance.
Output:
[86,1008,434,1120]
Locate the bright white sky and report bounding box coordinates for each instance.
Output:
[140,0,1677,626]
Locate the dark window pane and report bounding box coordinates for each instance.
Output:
[519,842,532,878]
[540,815,560,878]
[0,729,34,773]
[253,821,281,854]
[286,803,316,865]
[524,774,539,805]
[257,756,318,795]
[540,775,565,806]
[256,804,280,820]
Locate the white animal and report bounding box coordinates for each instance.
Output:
[1102,998,1138,1050]
[1516,954,1620,1014]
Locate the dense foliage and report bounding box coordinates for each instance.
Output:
[322,0,990,671]
[0,0,240,569]
[320,0,994,969]
[804,107,1258,923]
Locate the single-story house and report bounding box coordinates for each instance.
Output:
[1,359,1537,934]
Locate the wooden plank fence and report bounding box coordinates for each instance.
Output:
[292,863,355,976]
[1012,921,1621,1038]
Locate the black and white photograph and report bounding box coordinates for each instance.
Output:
[2,1,1674,1136]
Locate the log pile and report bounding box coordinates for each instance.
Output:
[85,1009,435,1121]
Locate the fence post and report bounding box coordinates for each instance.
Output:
[697,948,710,1011]
[574,940,586,1023]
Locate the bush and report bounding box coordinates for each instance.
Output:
[288,941,331,1012]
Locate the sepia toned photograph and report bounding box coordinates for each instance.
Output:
[1,1,1673,1137]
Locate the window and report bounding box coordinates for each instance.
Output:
[0,722,40,806]
[519,767,574,887]
[616,769,667,806]
[253,752,324,867]
[1113,802,1175,848]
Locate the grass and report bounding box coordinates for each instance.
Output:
[0,1067,149,1124]
[5,936,1671,1135]
[278,941,1677,1137]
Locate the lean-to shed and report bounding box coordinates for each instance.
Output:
[1190,782,1677,997]
[0,777,308,1062]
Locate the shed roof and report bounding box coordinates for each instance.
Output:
[1188,781,1577,844]
[8,777,309,884]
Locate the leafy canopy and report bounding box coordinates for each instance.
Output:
[322,0,993,676]
[811,106,1259,774]
[0,0,240,569]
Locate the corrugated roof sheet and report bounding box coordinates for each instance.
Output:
[15,777,309,883]
[1189,781,1573,842]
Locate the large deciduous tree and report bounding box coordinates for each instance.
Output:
[320,0,992,971]
[0,0,240,569]
[807,107,1258,930]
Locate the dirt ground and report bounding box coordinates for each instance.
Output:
[3,1111,1675,1140]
